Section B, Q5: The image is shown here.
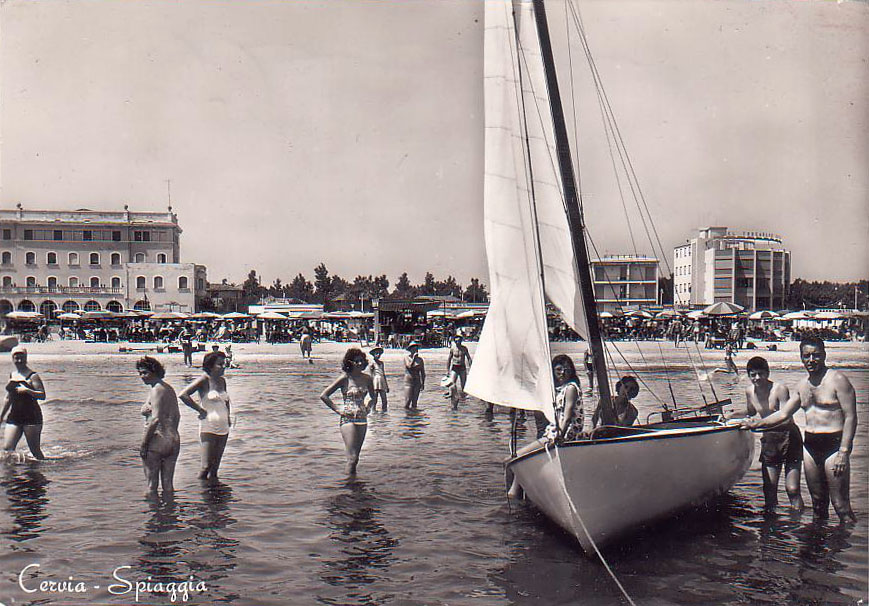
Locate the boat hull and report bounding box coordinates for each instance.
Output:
[0,336,19,353]
[507,422,754,554]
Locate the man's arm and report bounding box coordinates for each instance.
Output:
[835,371,858,454]
[743,388,800,429]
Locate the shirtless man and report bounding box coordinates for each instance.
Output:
[742,356,804,512]
[445,336,472,409]
[300,328,313,363]
[137,356,181,498]
[742,337,857,522]
[403,343,425,410]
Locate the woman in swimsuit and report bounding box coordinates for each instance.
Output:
[0,346,47,460]
[178,351,232,482]
[320,348,375,475]
[137,356,181,497]
[403,342,425,410]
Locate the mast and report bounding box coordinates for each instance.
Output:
[531,0,612,410]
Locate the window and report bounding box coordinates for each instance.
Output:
[62,300,80,313]
[83,230,92,241]
[25,252,36,265]
[53,230,63,241]
[157,253,167,264]
[112,231,121,242]
[47,252,57,265]
[2,229,11,240]
[107,301,123,313]
[47,277,58,291]
[89,252,100,265]
[134,253,145,263]
[1,252,10,265]
[90,277,100,288]
[69,252,79,266]
[178,276,189,290]
[39,300,57,318]
[134,231,151,242]
[84,300,101,312]
[69,276,79,287]
[136,276,146,289]
[153,276,164,290]
[2,276,12,287]
[110,253,121,266]
[134,300,151,312]
[24,230,33,240]
[111,277,121,289]
[25,276,36,287]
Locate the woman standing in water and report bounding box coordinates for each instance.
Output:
[320,348,375,475]
[403,342,425,410]
[367,347,389,411]
[0,346,47,460]
[137,356,181,497]
[178,351,232,482]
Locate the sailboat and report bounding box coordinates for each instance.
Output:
[465,0,754,554]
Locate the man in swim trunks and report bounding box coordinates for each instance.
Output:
[742,337,857,522]
[0,346,47,460]
[300,327,313,363]
[445,335,472,409]
[742,356,803,512]
[403,342,425,410]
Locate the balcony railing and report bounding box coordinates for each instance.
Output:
[0,286,124,296]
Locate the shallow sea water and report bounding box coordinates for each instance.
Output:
[0,340,866,606]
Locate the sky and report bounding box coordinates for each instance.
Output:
[1,0,867,288]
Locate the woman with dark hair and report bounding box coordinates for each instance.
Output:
[178,351,232,482]
[136,356,181,497]
[320,348,375,475]
[593,375,640,428]
[1,346,47,460]
[543,354,584,442]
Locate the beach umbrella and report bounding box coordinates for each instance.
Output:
[57,312,82,320]
[701,302,745,316]
[150,311,188,320]
[456,310,481,319]
[781,311,812,321]
[257,311,288,320]
[686,310,705,320]
[625,309,653,319]
[190,311,222,320]
[749,310,779,320]
[81,310,117,320]
[814,311,844,320]
[655,309,680,319]
[223,312,250,319]
[5,310,43,320]
[599,311,615,319]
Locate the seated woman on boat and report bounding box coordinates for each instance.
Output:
[592,376,640,428]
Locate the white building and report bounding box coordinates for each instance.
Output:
[674,227,790,312]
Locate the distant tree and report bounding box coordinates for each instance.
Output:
[787,279,868,310]
[419,272,437,295]
[658,274,673,305]
[393,272,414,298]
[436,275,462,298]
[242,270,265,306]
[463,277,489,303]
[268,278,283,298]
[313,263,332,304]
[372,274,390,299]
[287,273,314,302]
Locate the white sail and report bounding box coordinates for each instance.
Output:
[466,0,588,418]
[465,0,555,419]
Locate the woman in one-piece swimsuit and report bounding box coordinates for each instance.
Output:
[179,351,232,482]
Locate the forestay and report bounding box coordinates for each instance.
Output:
[465,0,587,420]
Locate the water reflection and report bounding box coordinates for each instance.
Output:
[190,482,240,582]
[398,410,429,439]
[1,466,50,542]
[319,478,398,601]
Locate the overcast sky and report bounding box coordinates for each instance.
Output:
[1,0,867,287]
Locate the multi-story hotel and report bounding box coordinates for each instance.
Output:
[591,256,660,313]
[0,205,208,316]
[673,227,790,312]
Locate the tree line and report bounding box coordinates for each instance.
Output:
[223,264,489,310]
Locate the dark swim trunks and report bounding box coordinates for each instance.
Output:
[759,423,803,466]
[803,431,843,468]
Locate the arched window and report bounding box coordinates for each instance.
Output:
[106,300,123,313]
[111,276,121,289]
[136,276,146,289]
[25,276,36,287]
[1,276,11,287]
[62,300,80,313]
[1,252,10,265]
[84,300,101,312]
[69,276,79,288]
[47,277,58,291]
[39,300,57,318]
[134,300,151,311]
[90,277,100,288]
[153,276,164,290]
[18,300,35,312]
[0,300,13,315]
[47,252,58,265]
[111,253,121,266]
[178,276,189,290]
[157,253,167,264]
[69,252,79,266]
[25,252,35,265]
[89,252,100,265]
[134,253,145,263]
